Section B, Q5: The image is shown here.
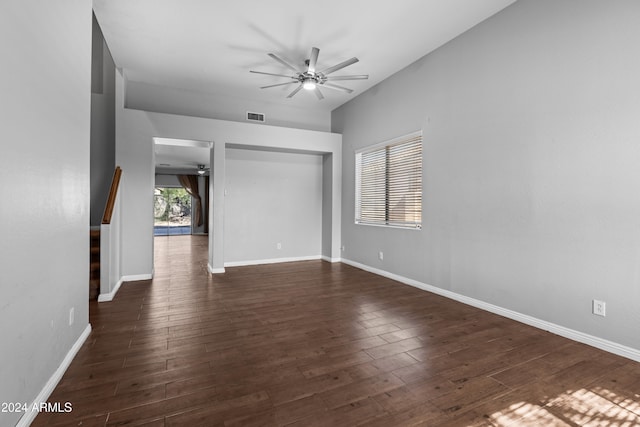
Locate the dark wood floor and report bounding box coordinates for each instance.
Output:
[35,235,640,426]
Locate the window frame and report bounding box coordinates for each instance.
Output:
[354,130,423,230]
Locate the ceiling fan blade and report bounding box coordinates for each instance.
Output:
[268,53,300,73]
[314,87,324,100]
[260,81,298,89]
[307,47,320,73]
[324,74,369,81]
[320,57,359,75]
[321,82,353,93]
[287,84,303,98]
[250,70,297,79]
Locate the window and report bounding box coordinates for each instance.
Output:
[153,187,192,236]
[355,131,422,229]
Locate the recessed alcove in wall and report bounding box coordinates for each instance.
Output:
[223,144,326,266]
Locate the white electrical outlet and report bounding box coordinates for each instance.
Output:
[69,307,75,326]
[341,246,345,252]
[592,300,606,317]
[277,242,282,250]
[378,251,384,261]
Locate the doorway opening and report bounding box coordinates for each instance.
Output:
[154,186,192,236]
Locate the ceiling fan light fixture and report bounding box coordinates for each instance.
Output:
[251,47,368,99]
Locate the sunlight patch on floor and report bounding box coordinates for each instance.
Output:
[486,387,640,426]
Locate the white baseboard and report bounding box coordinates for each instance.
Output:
[97,279,123,302]
[17,324,91,427]
[208,263,225,274]
[224,255,321,268]
[321,255,342,263]
[341,258,640,363]
[98,273,152,303]
[121,273,153,282]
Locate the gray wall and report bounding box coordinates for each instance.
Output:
[0,1,92,425]
[155,174,181,187]
[333,0,640,351]
[126,80,331,132]
[90,13,116,226]
[224,148,323,263]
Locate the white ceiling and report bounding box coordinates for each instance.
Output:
[154,138,211,172]
[93,0,517,113]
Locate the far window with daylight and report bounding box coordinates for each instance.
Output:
[355,131,422,229]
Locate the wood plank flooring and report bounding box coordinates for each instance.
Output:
[34,235,640,426]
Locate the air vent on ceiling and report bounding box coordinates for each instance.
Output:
[246,111,265,123]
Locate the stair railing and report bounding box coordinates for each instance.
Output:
[98,166,123,302]
[102,166,122,224]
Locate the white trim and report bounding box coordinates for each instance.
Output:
[321,255,342,263]
[97,278,124,302]
[224,255,321,268]
[121,273,153,282]
[354,221,422,231]
[154,137,212,149]
[341,258,640,363]
[208,263,225,274]
[98,273,153,303]
[17,324,92,427]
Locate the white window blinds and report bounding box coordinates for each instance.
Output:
[355,131,422,229]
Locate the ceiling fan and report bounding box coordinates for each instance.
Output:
[250,47,368,99]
